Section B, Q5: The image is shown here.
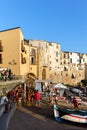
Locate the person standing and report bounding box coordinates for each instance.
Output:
[73,96,78,109]
[49,82,53,103]
[35,90,41,108]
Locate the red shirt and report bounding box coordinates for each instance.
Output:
[35,92,40,100]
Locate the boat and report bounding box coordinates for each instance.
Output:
[54,104,87,123]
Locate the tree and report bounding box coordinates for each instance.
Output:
[81,79,87,87]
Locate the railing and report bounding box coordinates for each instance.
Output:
[0,77,25,95]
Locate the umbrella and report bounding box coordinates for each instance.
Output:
[54,83,67,89]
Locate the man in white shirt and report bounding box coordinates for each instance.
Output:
[0,95,8,105]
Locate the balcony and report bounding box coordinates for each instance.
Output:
[0,60,3,64]
[78,67,84,70]
[21,57,26,64]
[21,46,25,52]
[43,63,48,67]
[30,48,36,56]
[30,52,36,56]
[0,46,3,52]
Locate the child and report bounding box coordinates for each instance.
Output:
[35,90,41,108]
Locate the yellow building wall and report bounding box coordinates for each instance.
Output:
[0,28,29,77]
[0,28,20,75]
[29,65,37,77]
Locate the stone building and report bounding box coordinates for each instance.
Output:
[29,40,87,85]
[29,40,61,83]
[0,27,87,86]
[60,51,87,85]
[0,27,29,79]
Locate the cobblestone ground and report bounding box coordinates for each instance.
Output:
[8,100,87,130]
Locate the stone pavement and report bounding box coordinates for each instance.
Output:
[7,103,87,130]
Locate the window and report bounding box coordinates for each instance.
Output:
[21,40,25,52]
[64,66,68,71]
[56,51,58,57]
[79,74,81,76]
[55,72,56,75]
[49,43,52,46]
[70,59,72,63]
[0,40,3,51]
[56,59,58,62]
[64,54,66,58]
[0,40,2,46]
[31,48,36,55]
[42,69,46,80]
[30,56,36,64]
[56,45,59,49]
[79,59,81,63]
[21,54,26,64]
[66,73,68,76]
[71,73,75,79]
[64,60,66,64]
[0,54,2,64]
[31,57,34,64]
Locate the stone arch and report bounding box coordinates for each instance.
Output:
[27,73,37,80]
[26,72,37,87]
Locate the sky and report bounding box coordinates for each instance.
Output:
[0,0,87,53]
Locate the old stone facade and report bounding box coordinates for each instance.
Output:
[29,40,87,85]
[0,27,87,86]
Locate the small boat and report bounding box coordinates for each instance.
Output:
[54,104,87,123]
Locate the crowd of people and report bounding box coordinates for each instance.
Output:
[0,83,41,112]
[25,87,41,108]
[1,80,85,113]
[43,82,83,110]
[0,68,15,81]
